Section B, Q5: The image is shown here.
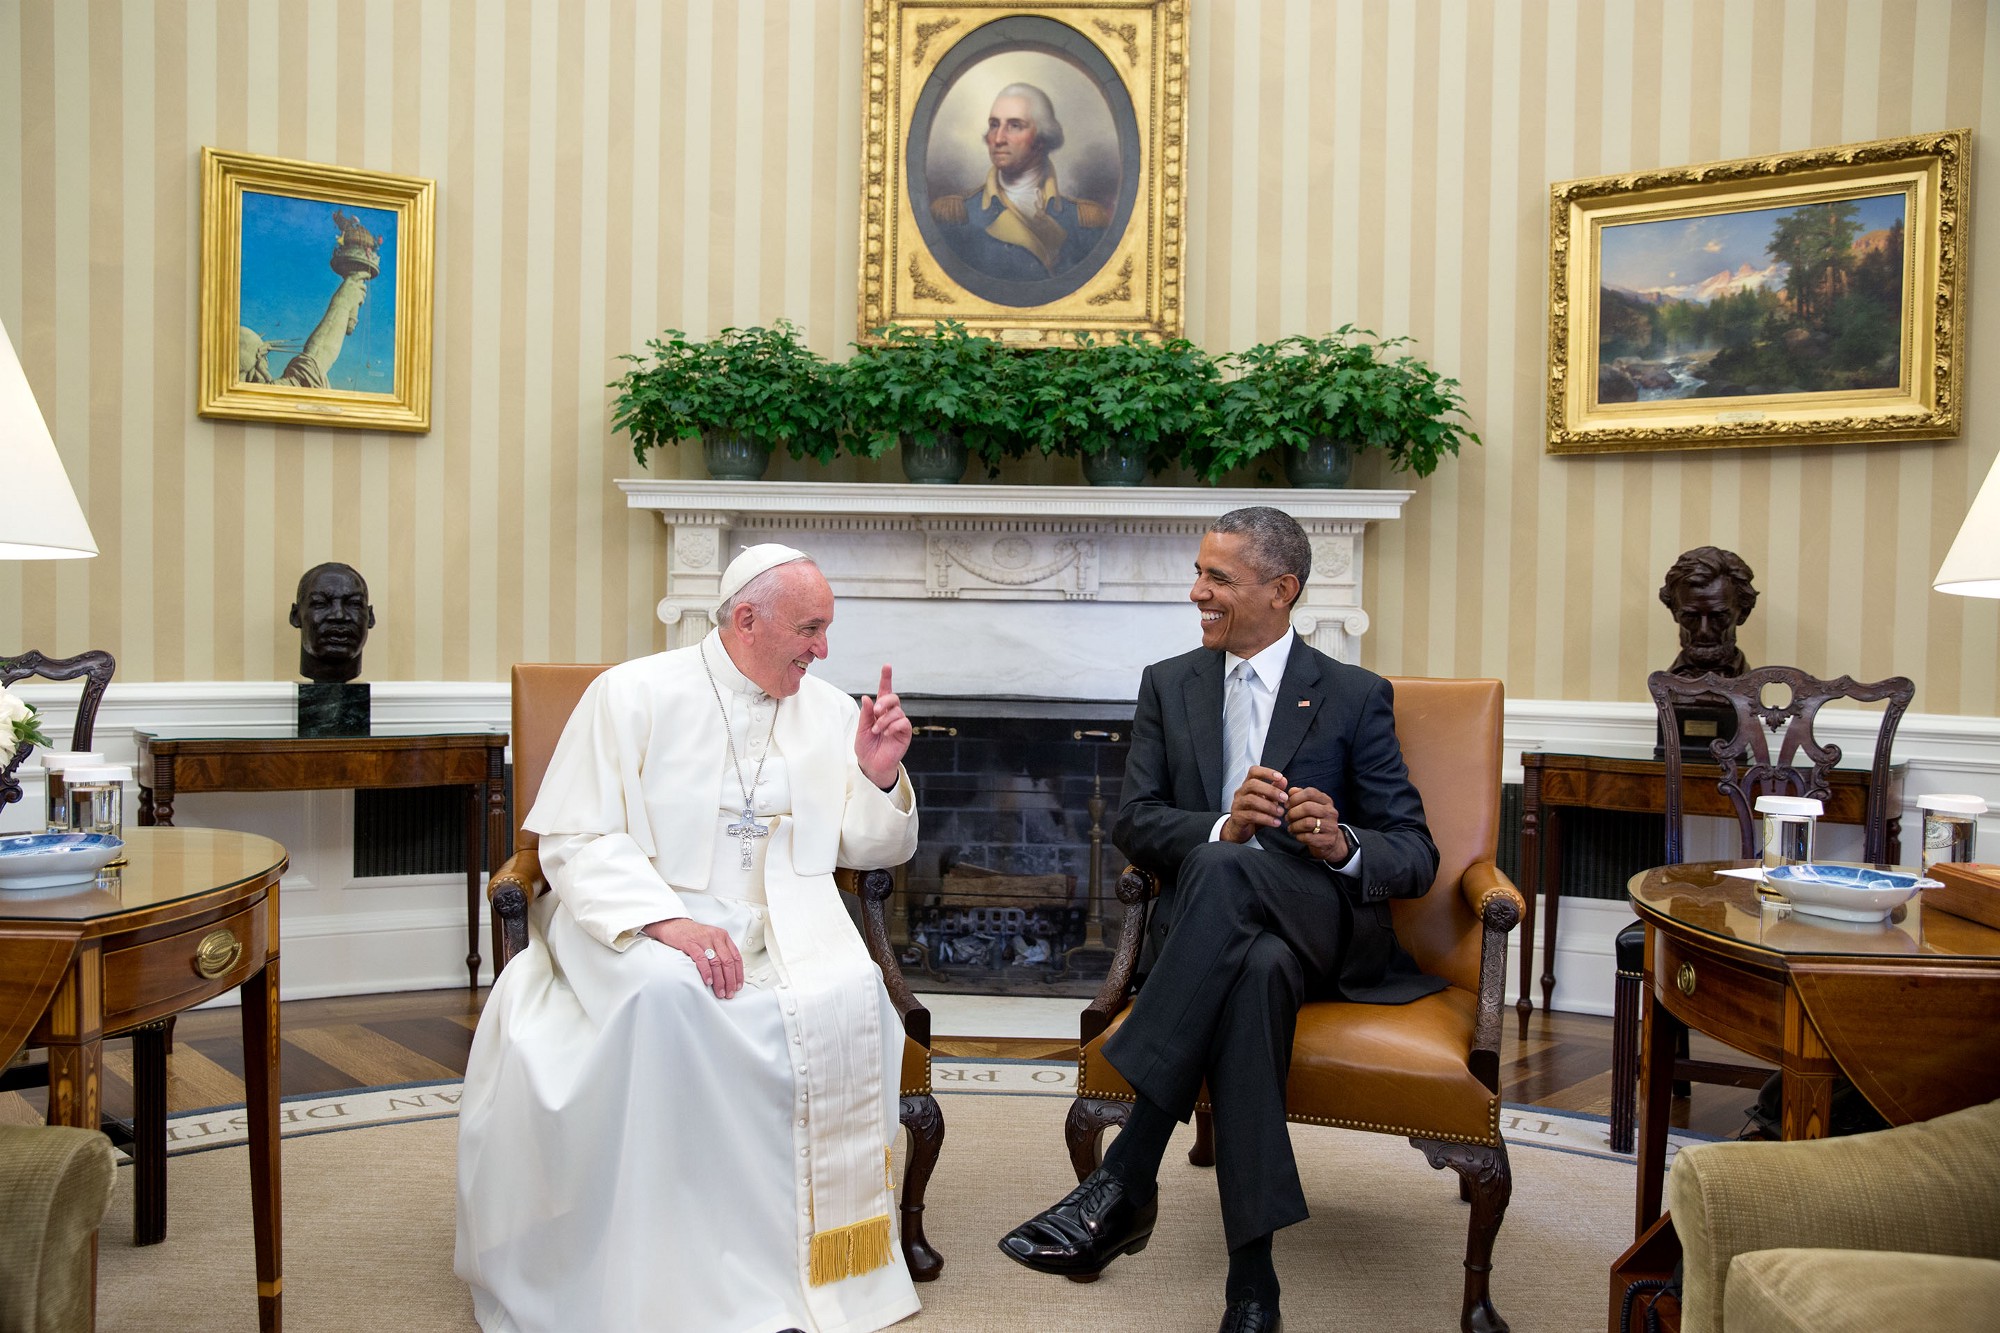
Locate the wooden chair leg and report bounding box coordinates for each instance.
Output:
[131,1022,172,1246]
[898,1093,944,1282]
[1064,1096,1130,1183]
[1412,1137,1512,1333]
[1188,1106,1215,1167]
[1609,967,1643,1154]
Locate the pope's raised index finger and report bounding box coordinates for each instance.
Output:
[878,665,894,698]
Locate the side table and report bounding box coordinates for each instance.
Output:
[135,727,509,989]
[1628,859,2000,1234]
[0,827,290,1331]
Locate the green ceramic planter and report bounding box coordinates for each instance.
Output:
[702,431,773,480]
[1080,438,1150,486]
[899,430,969,485]
[1284,436,1354,488]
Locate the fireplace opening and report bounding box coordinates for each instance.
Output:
[898,698,1135,998]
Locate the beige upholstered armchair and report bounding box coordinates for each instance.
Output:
[1668,1097,2000,1333]
[1067,677,1524,1333]
[484,664,945,1280]
[0,1124,116,1333]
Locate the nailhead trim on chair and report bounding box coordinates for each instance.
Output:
[1280,1103,1503,1148]
[1074,1052,1505,1147]
[1074,1050,1132,1102]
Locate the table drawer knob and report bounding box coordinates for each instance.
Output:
[194,929,242,979]
[1675,962,1697,996]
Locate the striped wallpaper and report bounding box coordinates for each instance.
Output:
[1,0,1996,715]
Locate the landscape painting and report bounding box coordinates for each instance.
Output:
[1596,193,1907,405]
[1546,130,1966,454]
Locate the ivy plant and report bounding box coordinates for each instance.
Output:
[609,319,841,466]
[1197,327,1481,482]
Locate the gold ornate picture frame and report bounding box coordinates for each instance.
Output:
[859,0,1187,344]
[199,147,435,432]
[1547,130,1967,455]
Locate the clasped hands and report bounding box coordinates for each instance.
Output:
[1222,765,1350,864]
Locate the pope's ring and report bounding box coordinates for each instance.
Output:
[703,948,718,960]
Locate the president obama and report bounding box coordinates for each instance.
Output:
[1000,506,1443,1333]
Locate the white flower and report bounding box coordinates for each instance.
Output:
[0,685,43,768]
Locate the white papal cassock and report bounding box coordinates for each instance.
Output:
[456,633,921,1333]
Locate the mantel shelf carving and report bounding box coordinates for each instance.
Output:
[617,479,1414,524]
[616,480,1413,699]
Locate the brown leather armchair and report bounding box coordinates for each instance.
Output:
[1067,677,1523,1333]
[484,664,944,1280]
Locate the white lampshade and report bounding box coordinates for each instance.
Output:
[1935,451,2000,599]
[0,316,97,560]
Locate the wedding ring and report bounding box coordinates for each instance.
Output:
[1314,818,1322,834]
[703,948,718,960]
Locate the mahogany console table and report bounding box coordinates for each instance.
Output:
[1516,746,1902,1036]
[0,827,290,1330]
[135,726,509,989]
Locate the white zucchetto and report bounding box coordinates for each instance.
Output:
[717,543,813,606]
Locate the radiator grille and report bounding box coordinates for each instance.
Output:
[1496,782,1664,902]
[353,772,514,877]
[1560,808,1666,900]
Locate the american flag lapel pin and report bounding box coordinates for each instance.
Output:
[1296,699,1312,707]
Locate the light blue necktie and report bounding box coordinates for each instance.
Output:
[1222,660,1258,807]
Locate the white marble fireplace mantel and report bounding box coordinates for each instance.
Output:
[616,480,1412,701]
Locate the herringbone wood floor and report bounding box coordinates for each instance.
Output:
[0,987,1767,1140]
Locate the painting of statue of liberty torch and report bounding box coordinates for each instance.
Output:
[237,197,398,393]
[199,147,435,432]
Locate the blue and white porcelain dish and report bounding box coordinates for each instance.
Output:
[0,832,124,892]
[1763,863,1942,923]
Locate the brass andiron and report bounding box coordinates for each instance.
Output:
[1061,754,1118,975]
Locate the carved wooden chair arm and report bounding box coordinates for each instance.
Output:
[487,848,543,968]
[1459,859,1525,924]
[1080,864,1160,1045]
[838,867,932,1050]
[1460,859,1523,1093]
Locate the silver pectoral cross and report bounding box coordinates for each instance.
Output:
[727,807,770,869]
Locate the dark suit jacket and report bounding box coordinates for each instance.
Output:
[1112,636,1445,1004]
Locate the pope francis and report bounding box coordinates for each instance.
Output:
[456,545,924,1333]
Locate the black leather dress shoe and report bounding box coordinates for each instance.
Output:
[1217,1298,1282,1332]
[997,1168,1159,1278]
